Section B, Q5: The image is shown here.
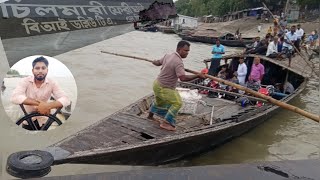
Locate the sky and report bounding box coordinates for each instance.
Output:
[10,55,74,77]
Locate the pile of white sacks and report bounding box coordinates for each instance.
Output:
[176,88,202,115]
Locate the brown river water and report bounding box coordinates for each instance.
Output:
[0,31,319,178]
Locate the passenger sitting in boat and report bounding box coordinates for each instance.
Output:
[266,36,281,58]
[245,38,268,55]
[248,57,265,85]
[283,81,295,94]
[217,65,227,80]
[148,41,205,131]
[277,35,284,53]
[209,39,225,76]
[252,39,268,55]
[10,56,70,130]
[245,37,260,52]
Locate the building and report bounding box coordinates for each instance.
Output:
[172,14,198,28]
[285,0,300,21]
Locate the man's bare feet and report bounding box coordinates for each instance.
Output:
[160,122,176,131]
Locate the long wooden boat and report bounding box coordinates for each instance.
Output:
[178,33,255,47]
[6,53,315,179]
[0,0,177,66]
[156,25,175,33]
[136,25,158,32]
[28,54,309,166]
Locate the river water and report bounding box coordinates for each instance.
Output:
[0,31,319,178]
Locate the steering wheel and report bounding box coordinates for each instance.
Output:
[16,104,63,131]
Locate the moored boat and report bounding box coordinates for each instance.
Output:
[156,25,175,33]
[178,33,255,47]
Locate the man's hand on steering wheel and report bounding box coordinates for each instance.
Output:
[36,101,51,115]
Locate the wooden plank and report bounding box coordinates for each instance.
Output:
[108,119,151,141]
[110,113,173,137]
[58,119,148,153]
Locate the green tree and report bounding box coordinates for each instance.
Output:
[297,0,319,8]
[7,69,20,75]
[174,0,314,17]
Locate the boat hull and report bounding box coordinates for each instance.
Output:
[53,79,306,166]
[178,34,254,47]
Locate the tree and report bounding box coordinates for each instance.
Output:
[297,0,319,8]
[174,0,312,17]
[7,69,20,75]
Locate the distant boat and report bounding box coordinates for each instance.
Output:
[178,33,255,47]
[0,0,177,65]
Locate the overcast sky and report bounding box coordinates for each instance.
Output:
[10,55,74,77]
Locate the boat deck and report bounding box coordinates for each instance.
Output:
[54,96,266,154]
[253,54,314,78]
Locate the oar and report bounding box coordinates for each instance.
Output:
[100,51,320,123]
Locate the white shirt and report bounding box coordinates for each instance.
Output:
[237,63,247,85]
[296,28,304,39]
[266,41,278,56]
[284,82,294,93]
[283,32,297,49]
[258,25,262,31]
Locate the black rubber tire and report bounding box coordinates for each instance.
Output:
[6,150,54,179]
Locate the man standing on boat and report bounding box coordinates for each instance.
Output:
[295,24,304,52]
[282,25,297,67]
[234,57,247,88]
[249,57,265,85]
[209,39,225,76]
[11,56,70,130]
[147,41,205,131]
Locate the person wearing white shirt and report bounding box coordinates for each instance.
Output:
[296,24,304,40]
[266,36,280,58]
[234,57,247,86]
[295,24,304,52]
[282,26,297,67]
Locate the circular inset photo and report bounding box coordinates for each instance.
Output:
[1,55,77,131]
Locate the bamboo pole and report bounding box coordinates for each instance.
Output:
[100,50,320,123]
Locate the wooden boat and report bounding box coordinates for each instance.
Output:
[6,53,316,178]
[135,24,158,32]
[178,33,255,47]
[0,0,177,66]
[136,25,158,32]
[32,54,310,166]
[156,25,175,34]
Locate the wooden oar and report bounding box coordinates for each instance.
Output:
[100,50,320,123]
